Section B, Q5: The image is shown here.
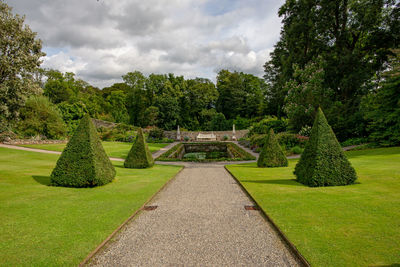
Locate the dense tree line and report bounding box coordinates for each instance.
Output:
[40,69,267,133]
[1,0,399,147]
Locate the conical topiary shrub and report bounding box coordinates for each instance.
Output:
[124,128,154,168]
[51,114,116,187]
[257,128,288,167]
[294,107,357,187]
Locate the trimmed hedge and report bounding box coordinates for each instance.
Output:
[294,107,357,187]
[124,128,154,168]
[50,114,116,187]
[257,129,288,167]
[226,142,255,160]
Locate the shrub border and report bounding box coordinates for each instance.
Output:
[79,166,184,266]
[224,166,310,267]
[156,142,256,162]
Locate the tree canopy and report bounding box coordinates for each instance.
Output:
[0,1,44,126]
[2,0,399,148]
[264,0,399,140]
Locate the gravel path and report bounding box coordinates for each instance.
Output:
[88,163,301,266]
[0,143,63,155]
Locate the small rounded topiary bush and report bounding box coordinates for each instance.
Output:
[294,107,357,187]
[50,114,116,187]
[257,128,288,167]
[124,128,154,168]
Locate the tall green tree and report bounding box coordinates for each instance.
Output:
[154,93,181,130]
[0,1,45,125]
[106,90,129,123]
[43,69,107,132]
[180,78,218,130]
[363,49,400,146]
[101,83,129,98]
[153,75,182,130]
[143,106,159,126]
[209,112,231,131]
[43,70,76,104]
[265,0,399,139]
[123,71,148,125]
[216,70,265,120]
[284,57,334,132]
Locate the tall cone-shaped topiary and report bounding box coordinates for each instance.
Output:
[51,114,116,187]
[124,128,154,168]
[257,128,288,167]
[294,107,357,187]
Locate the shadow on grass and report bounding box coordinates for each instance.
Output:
[241,179,305,186]
[32,175,51,186]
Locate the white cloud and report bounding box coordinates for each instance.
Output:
[42,51,86,74]
[5,0,284,87]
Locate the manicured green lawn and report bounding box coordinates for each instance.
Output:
[0,147,182,266]
[19,141,169,159]
[227,147,400,267]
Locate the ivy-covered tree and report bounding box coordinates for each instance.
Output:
[0,1,45,126]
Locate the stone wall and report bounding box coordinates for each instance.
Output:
[164,130,249,141]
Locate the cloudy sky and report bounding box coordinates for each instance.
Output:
[5,0,284,88]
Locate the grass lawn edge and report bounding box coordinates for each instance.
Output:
[80,164,184,266]
[224,165,310,267]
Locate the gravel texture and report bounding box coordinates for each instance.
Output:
[88,164,301,266]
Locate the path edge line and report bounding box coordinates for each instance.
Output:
[78,165,185,267]
[224,165,310,267]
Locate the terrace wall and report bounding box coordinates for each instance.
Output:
[164,130,249,141]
